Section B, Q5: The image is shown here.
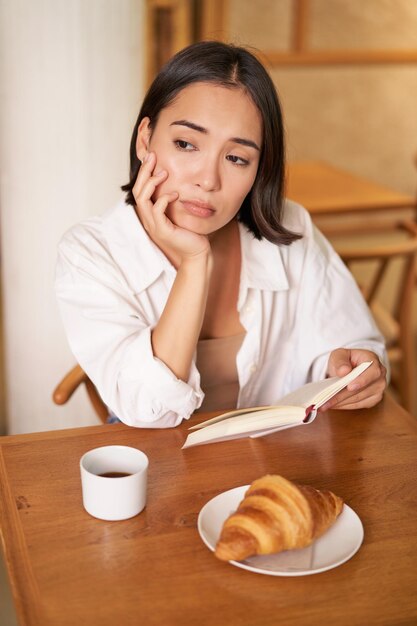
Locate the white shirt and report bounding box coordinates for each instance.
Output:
[55,199,386,428]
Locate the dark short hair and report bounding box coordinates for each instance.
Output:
[122,41,301,245]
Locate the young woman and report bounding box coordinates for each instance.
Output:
[55,41,387,428]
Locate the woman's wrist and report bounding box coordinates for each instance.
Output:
[179,248,213,275]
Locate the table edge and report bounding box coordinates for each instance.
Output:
[0,448,44,626]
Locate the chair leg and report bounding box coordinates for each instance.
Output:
[85,379,109,424]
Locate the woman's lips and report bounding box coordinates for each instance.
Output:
[180,200,215,218]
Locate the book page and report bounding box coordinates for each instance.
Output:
[278,361,372,409]
[188,405,268,431]
[189,361,372,432]
[182,406,305,448]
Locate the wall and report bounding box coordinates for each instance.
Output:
[0,0,145,433]
[227,0,417,196]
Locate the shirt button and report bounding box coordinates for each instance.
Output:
[250,364,257,373]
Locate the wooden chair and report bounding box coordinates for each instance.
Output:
[52,364,109,423]
[331,219,417,413]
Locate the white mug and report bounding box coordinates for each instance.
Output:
[80,445,148,521]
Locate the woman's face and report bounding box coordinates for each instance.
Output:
[137,82,263,235]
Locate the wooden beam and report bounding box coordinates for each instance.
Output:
[145,0,193,86]
[200,0,229,41]
[262,48,417,67]
[292,0,309,52]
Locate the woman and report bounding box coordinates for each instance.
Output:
[55,41,387,428]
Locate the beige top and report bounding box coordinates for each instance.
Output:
[196,333,245,412]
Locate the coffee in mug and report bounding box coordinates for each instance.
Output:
[80,445,148,521]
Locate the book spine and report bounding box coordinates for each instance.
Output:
[303,405,315,423]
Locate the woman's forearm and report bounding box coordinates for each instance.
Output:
[151,252,212,381]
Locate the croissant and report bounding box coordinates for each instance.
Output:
[215,474,343,561]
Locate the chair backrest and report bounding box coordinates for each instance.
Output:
[52,364,109,423]
[331,219,417,413]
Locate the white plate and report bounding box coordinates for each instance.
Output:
[198,485,364,576]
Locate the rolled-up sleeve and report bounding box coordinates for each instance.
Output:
[116,327,203,426]
[55,225,204,428]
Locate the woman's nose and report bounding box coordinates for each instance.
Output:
[195,156,221,192]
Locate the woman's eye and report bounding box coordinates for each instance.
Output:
[174,140,195,151]
[227,154,249,166]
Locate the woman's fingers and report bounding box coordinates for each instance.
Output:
[132,152,174,233]
[320,349,387,411]
[325,377,385,409]
[137,173,168,205]
[324,378,385,410]
[133,152,165,203]
[132,151,157,192]
[134,169,168,211]
[149,191,179,235]
[329,391,383,410]
[131,151,210,261]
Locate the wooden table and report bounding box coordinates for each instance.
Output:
[1,394,417,626]
[287,160,416,216]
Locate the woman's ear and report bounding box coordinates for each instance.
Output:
[136,117,152,161]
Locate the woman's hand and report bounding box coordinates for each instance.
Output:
[319,348,387,411]
[132,152,211,266]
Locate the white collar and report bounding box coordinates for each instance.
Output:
[238,222,289,292]
[102,200,290,296]
[102,200,174,294]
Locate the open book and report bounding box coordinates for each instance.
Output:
[182,361,372,449]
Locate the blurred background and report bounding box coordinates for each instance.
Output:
[1,0,417,437]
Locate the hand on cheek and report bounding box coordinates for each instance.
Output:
[132,152,210,263]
